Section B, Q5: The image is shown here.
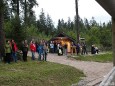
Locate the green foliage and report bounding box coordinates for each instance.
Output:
[0,61,85,86]
[38,9,47,32]
[99,29,112,47]
[4,21,13,38]
[10,16,26,49]
[87,36,100,45]
[25,24,52,42]
[26,25,38,36]
[66,31,76,40]
[86,27,100,45]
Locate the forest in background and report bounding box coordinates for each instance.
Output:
[1,0,112,51]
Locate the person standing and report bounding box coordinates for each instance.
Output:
[37,42,44,61]
[22,40,28,62]
[5,40,12,64]
[64,43,68,55]
[30,41,36,60]
[43,43,48,61]
[58,45,63,56]
[81,42,87,55]
[91,45,96,54]
[54,42,57,53]
[76,42,80,55]
[11,39,18,62]
[50,41,54,53]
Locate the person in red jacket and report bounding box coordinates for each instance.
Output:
[11,39,18,62]
[30,41,36,60]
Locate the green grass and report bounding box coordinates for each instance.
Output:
[68,52,113,63]
[0,60,85,86]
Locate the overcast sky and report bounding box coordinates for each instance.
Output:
[34,0,111,25]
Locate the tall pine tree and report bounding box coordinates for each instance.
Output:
[0,0,5,57]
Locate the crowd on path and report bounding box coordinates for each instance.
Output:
[3,39,49,64]
[2,38,99,64]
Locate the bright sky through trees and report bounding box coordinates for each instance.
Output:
[34,0,111,25]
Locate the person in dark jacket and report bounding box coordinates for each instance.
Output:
[91,45,96,54]
[21,40,28,62]
[43,43,48,61]
[76,42,80,55]
[81,42,87,55]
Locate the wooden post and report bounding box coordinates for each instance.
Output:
[75,0,79,43]
[112,18,115,66]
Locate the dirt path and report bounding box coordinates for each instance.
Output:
[28,52,113,85]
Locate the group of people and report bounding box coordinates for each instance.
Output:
[4,38,99,64]
[49,41,88,56]
[48,41,88,56]
[29,40,48,61]
[91,45,99,54]
[48,41,99,56]
[4,39,18,64]
[70,42,88,55]
[75,42,99,55]
[49,41,68,56]
[4,39,49,64]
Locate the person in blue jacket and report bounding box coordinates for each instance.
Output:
[37,42,44,61]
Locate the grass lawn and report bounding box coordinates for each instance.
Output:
[0,59,85,86]
[68,52,113,63]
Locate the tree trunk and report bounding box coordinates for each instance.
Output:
[0,0,5,58]
[17,0,19,16]
[15,0,24,48]
[24,0,27,25]
[75,0,79,43]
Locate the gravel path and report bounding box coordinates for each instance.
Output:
[28,52,113,86]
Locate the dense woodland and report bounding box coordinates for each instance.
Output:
[0,0,112,56]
